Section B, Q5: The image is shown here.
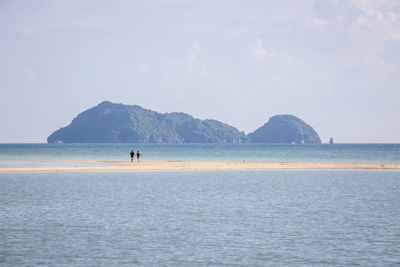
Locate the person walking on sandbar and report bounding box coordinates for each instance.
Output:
[130,150,135,163]
[136,150,141,163]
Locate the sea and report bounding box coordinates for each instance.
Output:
[0,143,399,266]
[0,143,400,164]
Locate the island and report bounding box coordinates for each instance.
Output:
[248,115,321,144]
[47,101,321,144]
[47,101,248,143]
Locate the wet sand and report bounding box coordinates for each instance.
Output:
[0,160,399,172]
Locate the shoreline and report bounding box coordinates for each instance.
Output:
[1,160,400,172]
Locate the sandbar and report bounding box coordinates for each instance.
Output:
[0,160,399,172]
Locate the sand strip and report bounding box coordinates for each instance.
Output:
[0,160,399,172]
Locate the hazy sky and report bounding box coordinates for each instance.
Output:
[1,0,400,143]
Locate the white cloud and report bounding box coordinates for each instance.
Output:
[252,38,267,58]
[344,0,400,74]
[350,0,400,40]
[250,38,281,60]
[248,38,299,65]
[309,17,341,32]
[189,43,201,61]
[24,67,38,84]
[329,0,339,6]
[188,42,208,75]
[139,63,150,73]
[246,38,304,88]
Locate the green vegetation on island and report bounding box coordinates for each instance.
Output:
[47,101,321,144]
[47,101,248,143]
[248,115,321,144]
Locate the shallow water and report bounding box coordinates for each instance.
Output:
[1,170,399,266]
[0,161,105,168]
[0,143,399,163]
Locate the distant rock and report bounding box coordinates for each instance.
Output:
[47,101,249,143]
[248,115,321,144]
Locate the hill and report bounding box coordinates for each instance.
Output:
[248,115,321,143]
[47,101,249,143]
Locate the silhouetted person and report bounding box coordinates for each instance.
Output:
[130,150,134,162]
[136,150,140,163]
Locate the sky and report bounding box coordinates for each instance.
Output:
[1,0,400,143]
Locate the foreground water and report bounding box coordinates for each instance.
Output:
[1,170,399,266]
[0,143,399,164]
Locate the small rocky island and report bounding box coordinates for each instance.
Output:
[47,101,321,144]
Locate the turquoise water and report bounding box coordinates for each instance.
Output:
[1,144,399,265]
[0,143,399,164]
[1,170,399,266]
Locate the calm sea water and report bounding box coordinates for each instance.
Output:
[0,143,399,164]
[0,170,399,266]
